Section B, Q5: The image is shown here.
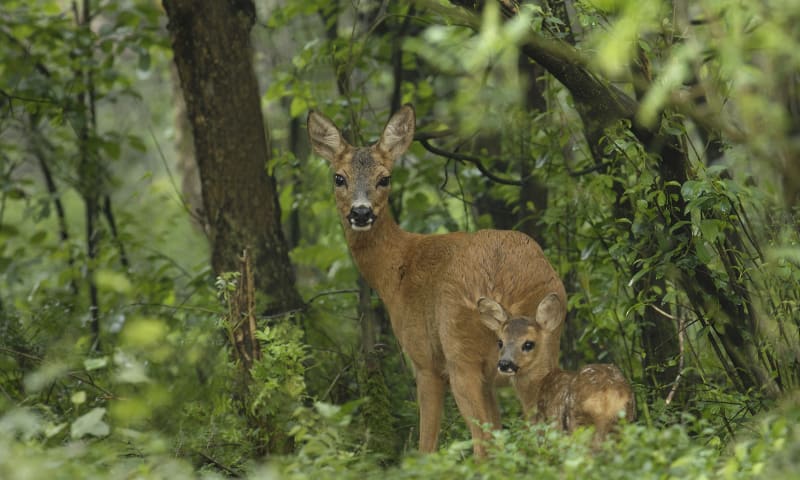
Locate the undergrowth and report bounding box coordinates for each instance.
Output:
[2,392,796,479]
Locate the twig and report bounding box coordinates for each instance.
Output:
[147,125,204,228]
[649,304,685,405]
[102,195,130,269]
[419,138,523,186]
[194,450,240,477]
[305,289,360,304]
[649,303,676,320]
[565,162,608,177]
[0,346,116,399]
[321,365,347,402]
[414,129,455,141]
[666,308,685,406]
[123,302,220,315]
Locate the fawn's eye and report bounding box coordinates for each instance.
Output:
[377,176,391,188]
[497,340,503,349]
[522,341,535,352]
[334,174,346,187]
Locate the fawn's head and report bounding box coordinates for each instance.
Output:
[478,293,565,376]
[307,105,415,231]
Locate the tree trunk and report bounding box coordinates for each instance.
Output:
[163,0,302,314]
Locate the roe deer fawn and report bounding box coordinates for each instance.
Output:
[478,294,635,445]
[307,105,565,456]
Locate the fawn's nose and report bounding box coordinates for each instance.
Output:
[348,205,375,229]
[498,360,519,374]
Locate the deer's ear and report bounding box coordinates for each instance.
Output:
[376,104,415,159]
[478,297,508,333]
[535,293,565,332]
[308,110,346,162]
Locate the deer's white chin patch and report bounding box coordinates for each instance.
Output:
[350,224,373,231]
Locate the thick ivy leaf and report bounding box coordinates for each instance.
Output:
[70,407,110,439]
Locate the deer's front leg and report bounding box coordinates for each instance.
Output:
[415,369,445,453]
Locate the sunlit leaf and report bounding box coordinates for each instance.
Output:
[71,391,86,405]
[290,96,308,118]
[70,407,110,439]
[121,317,167,347]
[84,356,109,371]
[95,269,132,294]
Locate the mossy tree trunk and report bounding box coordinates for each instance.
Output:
[163,0,302,315]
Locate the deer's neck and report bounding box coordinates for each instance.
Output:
[513,354,562,415]
[343,212,413,301]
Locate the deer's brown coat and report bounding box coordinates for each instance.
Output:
[479,294,635,444]
[308,105,565,456]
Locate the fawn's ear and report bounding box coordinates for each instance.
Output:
[376,104,415,159]
[308,110,347,163]
[535,293,565,332]
[478,297,508,334]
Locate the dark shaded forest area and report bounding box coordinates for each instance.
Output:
[1,0,799,478]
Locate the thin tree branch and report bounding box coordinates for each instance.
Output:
[306,289,360,304]
[102,195,130,269]
[418,138,523,186]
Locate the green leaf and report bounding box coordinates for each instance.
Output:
[290,96,308,118]
[656,191,666,207]
[71,391,87,405]
[44,422,67,438]
[699,219,725,242]
[695,241,714,264]
[70,407,110,439]
[84,356,109,371]
[95,269,132,294]
[121,317,168,347]
[115,362,150,384]
[681,180,702,201]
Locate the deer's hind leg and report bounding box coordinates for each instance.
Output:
[415,368,446,453]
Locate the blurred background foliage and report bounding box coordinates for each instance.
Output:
[1,0,799,477]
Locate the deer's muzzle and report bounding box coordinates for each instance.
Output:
[348,205,376,230]
[498,359,519,375]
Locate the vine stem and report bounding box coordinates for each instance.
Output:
[651,304,685,406]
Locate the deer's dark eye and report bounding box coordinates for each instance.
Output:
[377,176,391,188]
[334,174,346,187]
[497,339,503,349]
[522,341,535,352]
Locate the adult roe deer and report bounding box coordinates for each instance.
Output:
[307,105,565,456]
[478,294,635,445]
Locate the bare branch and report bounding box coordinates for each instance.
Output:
[418,138,524,186]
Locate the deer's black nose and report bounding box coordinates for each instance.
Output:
[498,360,519,374]
[348,205,375,228]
